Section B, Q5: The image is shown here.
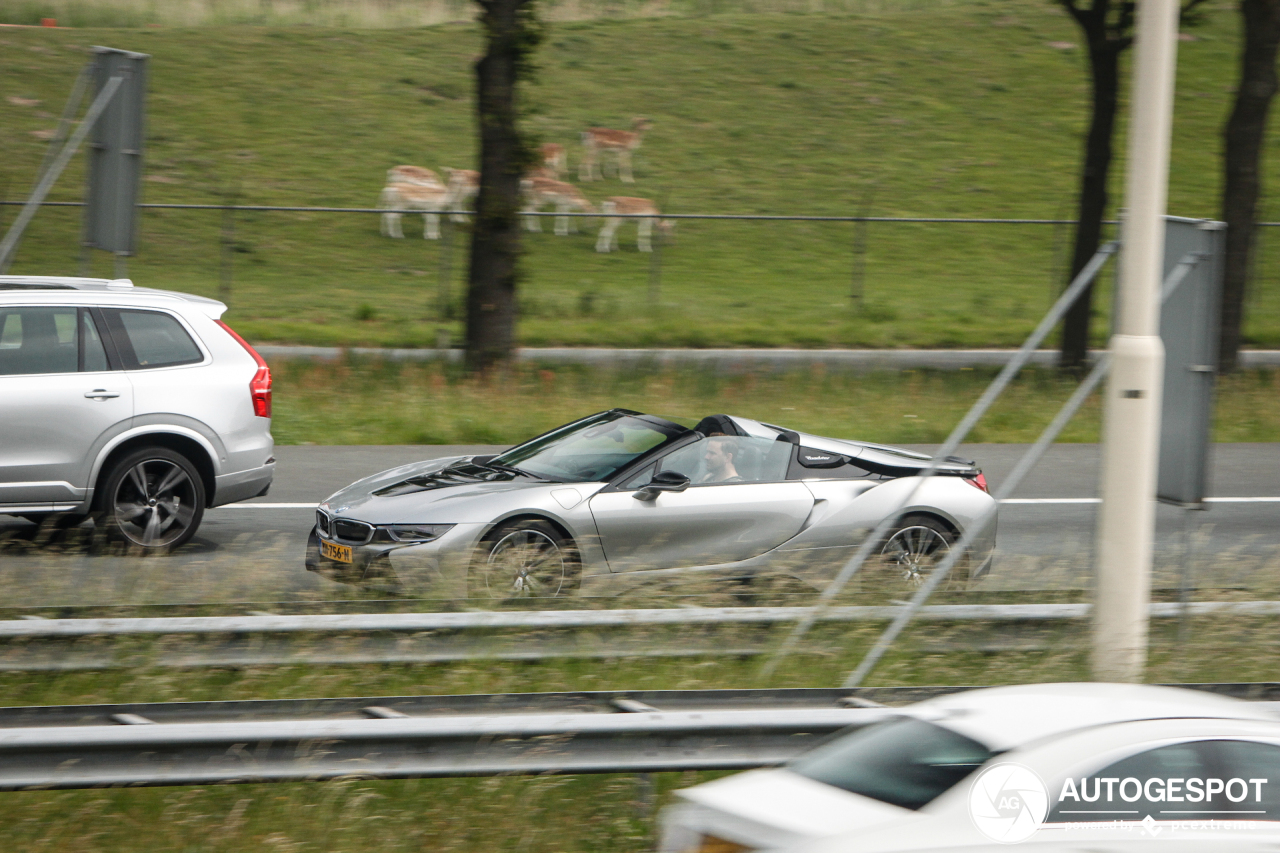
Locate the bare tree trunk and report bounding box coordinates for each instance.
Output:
[465,0,539,371]
[1060,42,1123,370]
[1220,0,1280,373]
[1056,0,1133,371]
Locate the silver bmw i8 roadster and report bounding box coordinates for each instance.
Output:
[305,409,997,598]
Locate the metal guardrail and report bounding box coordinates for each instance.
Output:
[1,684,1279,790]
[10,601,1280,638]
[2,602,1279,671]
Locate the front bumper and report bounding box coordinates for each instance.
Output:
[304,527,396,584]
[304,523,485,595]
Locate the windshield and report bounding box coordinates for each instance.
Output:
[494,411,686,482]
[789,717,995,810]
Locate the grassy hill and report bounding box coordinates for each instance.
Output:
[2,0,1277,349]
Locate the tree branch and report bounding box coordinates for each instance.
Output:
[1055,0,1089,28]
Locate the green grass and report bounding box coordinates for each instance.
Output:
[1,3,1278,349]
[270,359,1280,445]
[4,610,1280,851]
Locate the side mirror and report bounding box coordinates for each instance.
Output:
[633,470,691,501]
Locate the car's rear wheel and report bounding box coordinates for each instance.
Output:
[97,447,205,553]
[879,514,963,588]
[469,519,580,599]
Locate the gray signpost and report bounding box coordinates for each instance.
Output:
[82,46,149,277]
[1156,216,1225,635]
[1158,216,1225,508]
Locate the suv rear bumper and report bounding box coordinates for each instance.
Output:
[211,461,275,507]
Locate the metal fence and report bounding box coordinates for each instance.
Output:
[3,601,1279,672]
[1,683,1278,790]
[1,199,1100,312]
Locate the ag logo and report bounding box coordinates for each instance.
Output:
[968,763,1049,844]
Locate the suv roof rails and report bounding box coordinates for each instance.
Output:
[0,275,134,290]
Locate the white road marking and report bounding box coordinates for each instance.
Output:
[214,497,1280,510]
[1001,497,1280,505]
[1001,498,1099,505]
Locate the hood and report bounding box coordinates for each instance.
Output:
[674,768,913,848]
[323,455,472,505]
[321,456,600,525]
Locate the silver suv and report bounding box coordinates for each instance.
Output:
[0,275,274,552]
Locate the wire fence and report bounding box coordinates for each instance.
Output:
[3,200,1272,351]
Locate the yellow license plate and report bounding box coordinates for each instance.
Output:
[321,540,352,563]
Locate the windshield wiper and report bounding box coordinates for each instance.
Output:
[479,460,553,481]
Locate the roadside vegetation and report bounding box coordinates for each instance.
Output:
[269,359,1280,445]
[2,2,1278,349]
[2,604,1280,850]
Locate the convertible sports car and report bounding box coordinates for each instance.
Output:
[304,409,997,597]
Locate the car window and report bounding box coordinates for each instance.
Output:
[82,310,109,372]
[495,412,682,482]
[656,435,791,485]
[790,717,995,810]
[1048,741,1217,823]
[101,308,203,370]
[0,307,79,375]
[1207,740,1280,820]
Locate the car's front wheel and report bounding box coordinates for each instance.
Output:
[469,519,580,599]
[879,514,962,588]
[97,447,205,553]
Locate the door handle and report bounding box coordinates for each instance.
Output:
[85,389,121,400]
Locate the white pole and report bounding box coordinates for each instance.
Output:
[1093,0,1178,681]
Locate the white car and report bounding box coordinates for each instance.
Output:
[659,683,1280,853]
[0,275,274,551]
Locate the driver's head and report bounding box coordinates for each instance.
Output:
[704,436,736,473]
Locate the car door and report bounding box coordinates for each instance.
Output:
[0,306,133,507]
[588,434,812,572]
[96,305,222,442]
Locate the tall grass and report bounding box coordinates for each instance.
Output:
[269,359,1280,446]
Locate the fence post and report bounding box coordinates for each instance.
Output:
[648,221,662,307]
[438,213,453,320]
[851,186,874,307]
[219,185,237,307]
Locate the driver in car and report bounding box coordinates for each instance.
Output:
[700,435,743,484]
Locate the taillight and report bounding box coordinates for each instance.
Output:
[216,319,272,418]
[965,473,989,493]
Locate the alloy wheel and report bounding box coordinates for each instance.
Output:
[881,524,952,587]
[111,458,199,549]
[483,528,569,597]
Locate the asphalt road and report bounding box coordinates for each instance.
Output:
[0,444,1276,608]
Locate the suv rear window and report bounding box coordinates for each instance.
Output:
[0,307,78,375]
[101,308,203,369]
[790,717,995,810]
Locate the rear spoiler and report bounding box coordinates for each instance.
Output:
[854,447,981,479]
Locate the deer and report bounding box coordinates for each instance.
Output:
[521,176,595,236]
[386,164,443,187]
[579,117,652,183]
[379,179,451,240]
[595,197,674,253]
[539,143,567,178]
[443,168,479,223]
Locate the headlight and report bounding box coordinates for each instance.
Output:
[378,523,455,543]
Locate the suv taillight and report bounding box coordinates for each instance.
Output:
[965,473,989,493]
[216,320,272,418]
